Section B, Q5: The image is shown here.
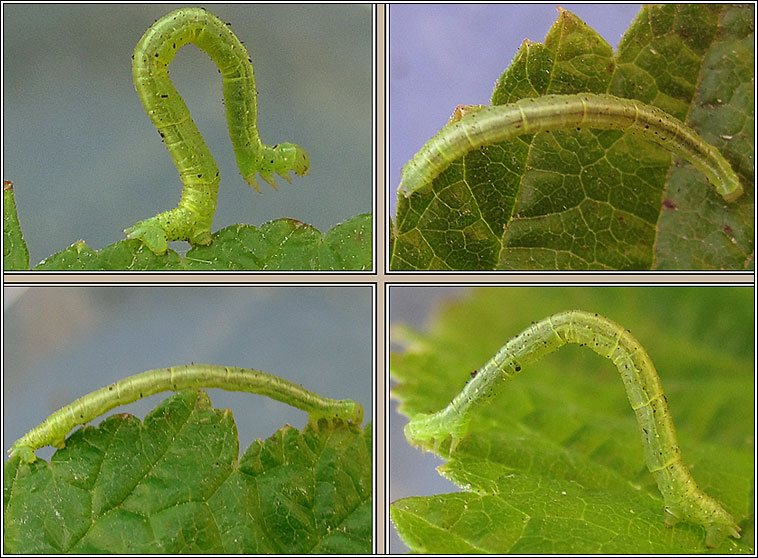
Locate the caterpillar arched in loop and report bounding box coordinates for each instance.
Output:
[124,8,310,255]
[399,93,743,204]
[404,310,741,549]
[8,365,362,464]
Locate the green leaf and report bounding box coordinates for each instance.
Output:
[390,287,753,553]
[390,4,753,270]
[4,390,372,554]
[31,214,372,271]
[3,181,29,270]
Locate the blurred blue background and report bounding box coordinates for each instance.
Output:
[388,4,643,217]
[388,286,470,553]
[3,4,373,265]
[4,286,373,463]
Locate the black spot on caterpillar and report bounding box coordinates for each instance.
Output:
[404,310,740,549]
[124,8,310,255]
[9,365,362,464]
[399,93,742,204]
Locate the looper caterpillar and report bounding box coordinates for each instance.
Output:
[8,365,362,464]
[399,93,742,203]
[404,310,741,549]
[125,8,310,255]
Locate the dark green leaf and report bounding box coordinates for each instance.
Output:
[5,390,372,554]
[31,215,372,271]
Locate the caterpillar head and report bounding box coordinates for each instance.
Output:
[8,444,37,464]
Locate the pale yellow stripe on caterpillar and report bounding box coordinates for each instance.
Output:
[125,8,310,255]
[9,365,362,464]
[399,93,742,203]
[404,310,740,549]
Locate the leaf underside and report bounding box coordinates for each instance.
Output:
[390,4,754,270]
[4,390,373,554]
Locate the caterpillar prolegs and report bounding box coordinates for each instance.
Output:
[125,8,309,255]
[404,310,740,549]
[399,93,743,203]
[8,365,362,464]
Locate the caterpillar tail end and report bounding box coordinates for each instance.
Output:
[399,185,434,199]
[8,444,37,464]
[124,221,169,255]
[125,208,212,253]
[397,182,417,199]
[397,163,432,199]
[404,411,467,457]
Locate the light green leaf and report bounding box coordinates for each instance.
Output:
[3,181,29,271]
[4,390,372,554]
[391,286,753,553]
[390,4,753,270]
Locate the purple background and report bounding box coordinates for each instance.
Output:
[388,4,644,218]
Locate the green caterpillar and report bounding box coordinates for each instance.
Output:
[9,365,362,464]
[404,310,740,549]
[399,93,742,203]
[125,8,309,255]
